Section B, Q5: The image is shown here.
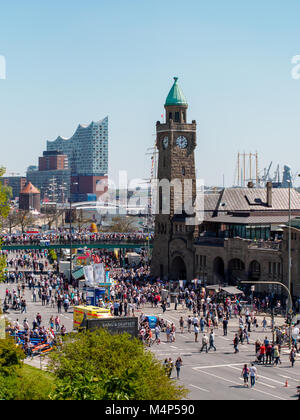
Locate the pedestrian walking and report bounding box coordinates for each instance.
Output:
[167,358,174,378]
[194,324,199,343]
[233,334,239,353]
[249,364,257,388]
[179,316,184,334]
[208,330,217,352]
[290,347,297,368]
[175,357,183,379]
[241,364,250,387]
[273,345,281,366]
[200,334,209,353]
[223,318,228,336]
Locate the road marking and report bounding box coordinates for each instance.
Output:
[194,369,286,400]
[279,375,299,382]
[194,363,245,370]
[189,384,209,393]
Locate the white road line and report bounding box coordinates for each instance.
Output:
[193,363,245,370]
[279,375,299,382]
[189,384,209,393]
[194,369,286,400]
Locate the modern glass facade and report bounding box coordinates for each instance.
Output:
[46,117,108,177]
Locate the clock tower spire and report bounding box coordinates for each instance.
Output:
[151,77,198,282]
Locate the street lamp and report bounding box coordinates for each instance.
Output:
[69,181,78,282]
[288,180,292,320]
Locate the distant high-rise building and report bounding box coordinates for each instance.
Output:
[47,117,108,177]
[38,151,69,172]
[46,116,108,202]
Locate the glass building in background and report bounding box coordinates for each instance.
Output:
[47,116,108,177]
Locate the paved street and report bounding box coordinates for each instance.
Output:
[140,305,300,401]
[1,281,299,400]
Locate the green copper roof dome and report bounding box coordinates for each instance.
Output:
[165,77,188,106]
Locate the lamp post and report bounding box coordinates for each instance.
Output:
[287,180,293,348]
[69,182,78,282]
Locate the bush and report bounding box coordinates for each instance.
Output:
[48,329,188,400]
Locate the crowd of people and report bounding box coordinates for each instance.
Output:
[1,245,299,389]
[6,313,66,358]
[2,268,83,314]
[0,231,153,246]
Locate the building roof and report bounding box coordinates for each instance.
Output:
[165,77,187,106]
[205,214,291,225]
[20,182,40,195]
[205,187,300,211]
[204,187,300,224]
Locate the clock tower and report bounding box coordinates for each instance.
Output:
[151,77,198,282]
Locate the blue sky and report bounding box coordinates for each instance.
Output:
[1,0,300,187]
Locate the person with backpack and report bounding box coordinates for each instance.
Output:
[241,364,250,387]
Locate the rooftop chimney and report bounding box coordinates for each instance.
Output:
[266,182,272,207]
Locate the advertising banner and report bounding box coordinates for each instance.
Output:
[94,263,105,284]
[83,265,95,286]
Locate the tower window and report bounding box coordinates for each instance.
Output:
[169,112,172,120]
[175,112,180,122]
[182,167,185,176]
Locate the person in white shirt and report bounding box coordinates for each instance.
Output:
[249,364,257,387]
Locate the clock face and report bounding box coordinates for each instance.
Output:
[162,136,169,149]
[176,136,188,149]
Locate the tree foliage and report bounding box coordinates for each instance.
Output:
[101,216,136,233]
[48,329,188,400]
[0,337,25,377]
[0,168,12,282]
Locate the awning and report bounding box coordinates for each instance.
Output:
[220,286,244,295]
[270,225,284,232]
[206,285,221,291]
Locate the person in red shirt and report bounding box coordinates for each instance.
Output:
[259,344,266,365]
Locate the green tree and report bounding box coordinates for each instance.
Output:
[101,216,135,233]
[0,336,25,377]
[0,168,12,282]
[48,329,188,400]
